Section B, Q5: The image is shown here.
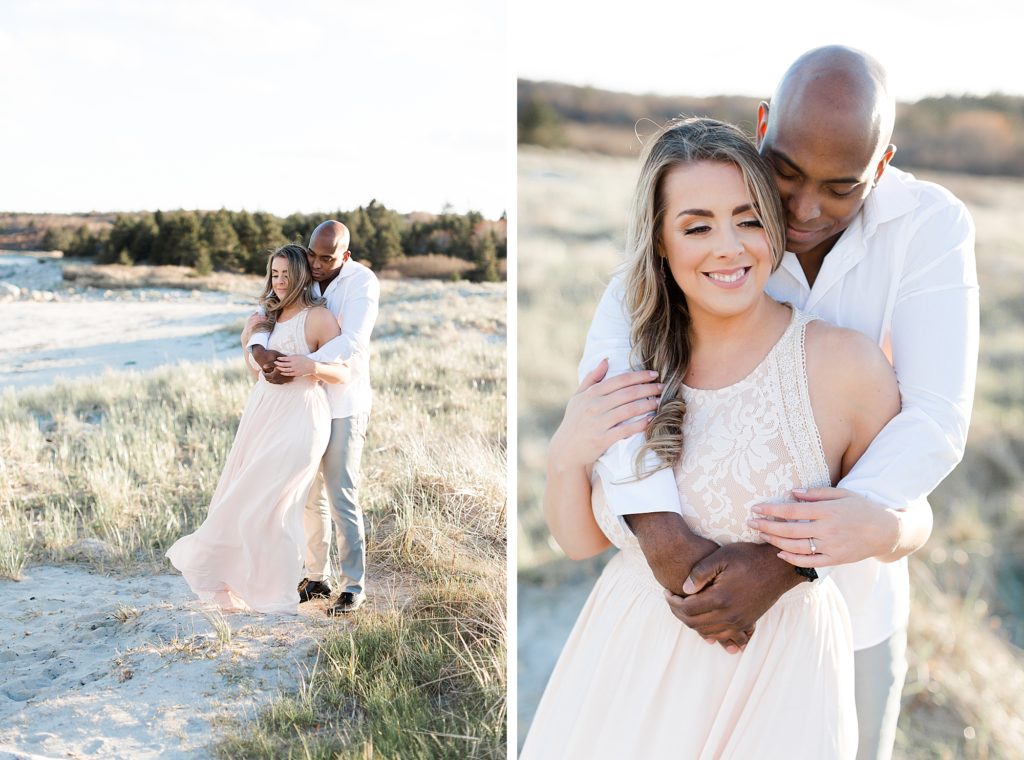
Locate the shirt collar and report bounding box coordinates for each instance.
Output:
[860,165,917,241]
[316,259,357,297]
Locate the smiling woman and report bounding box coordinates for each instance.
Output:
[523,116,904,759]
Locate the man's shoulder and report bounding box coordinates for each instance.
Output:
[343,259,381,291]
[883,166,970,219]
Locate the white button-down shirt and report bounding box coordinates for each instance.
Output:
[580,166,979,649]
[249,258,379,419]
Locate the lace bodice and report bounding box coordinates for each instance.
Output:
[267,308,313,356]
[594,308,832,555]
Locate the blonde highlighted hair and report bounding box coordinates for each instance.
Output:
[254,244,326,334]
[625,117,786,476]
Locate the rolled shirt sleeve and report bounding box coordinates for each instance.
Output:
[580,274,686,519]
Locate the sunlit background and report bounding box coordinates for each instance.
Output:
[516,0,1022,101]
[0,0,508,217]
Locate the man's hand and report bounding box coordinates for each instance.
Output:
[628,513,759,652]
[251,346,294,384]
[747,487,902,567]
[625,511,757,649]
[626,512,718,593]
[275,355,316,378]
[664,542,803,651]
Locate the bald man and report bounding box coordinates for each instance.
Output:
[577,46,977,759]
[249,220,380,615]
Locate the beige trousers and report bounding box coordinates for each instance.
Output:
[854,627,908,760]
[302,414,368,594]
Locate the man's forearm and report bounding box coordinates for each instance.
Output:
[626,512,717,594]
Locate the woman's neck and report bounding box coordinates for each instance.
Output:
[684,295,792,388]
[277,302,303,321]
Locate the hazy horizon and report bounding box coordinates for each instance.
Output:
[0,1,509,218]
[515,0,1023,102]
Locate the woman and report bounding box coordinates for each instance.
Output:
[522,119,900,759]
[166,244,348,615]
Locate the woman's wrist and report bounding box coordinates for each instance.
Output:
[547,445,589,476]
[875,506,904,561]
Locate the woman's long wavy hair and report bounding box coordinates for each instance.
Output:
[626,117,787,477]
[254,244,325,334]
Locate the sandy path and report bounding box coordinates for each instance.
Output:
[1,295,252,391]
[0,252,256,391]
[0,565,408,760]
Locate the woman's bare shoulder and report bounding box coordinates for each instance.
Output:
[804,318,897,400]
[305,305,340,342]
[307,305,339,327]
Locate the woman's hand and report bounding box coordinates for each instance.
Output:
[275,355,316,377]
[746,487,902,568]
[548,359,663,472]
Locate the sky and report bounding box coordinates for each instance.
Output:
[0,0,510,218]
[515,0,1024,102]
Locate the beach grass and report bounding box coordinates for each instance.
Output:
[0,278,507,757]
[516,147,1024,758]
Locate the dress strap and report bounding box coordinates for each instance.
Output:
[773,309,831,488]
[295,308,313,354]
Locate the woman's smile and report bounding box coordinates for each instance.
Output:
[703,266,752,288]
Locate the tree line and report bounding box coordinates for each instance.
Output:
[41,201,506,282]
[519,79,1024,177]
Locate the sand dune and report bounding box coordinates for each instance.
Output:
[0,564,408,759]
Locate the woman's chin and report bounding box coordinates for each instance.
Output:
[684,281,766,318]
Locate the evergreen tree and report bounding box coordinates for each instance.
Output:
[129,215,158,263]
[373,222,403,269]
[66,225,103,257]
[346,206,372,262]
[41,226,74,252]
[469,231,499,282]
[99,215,138,264]
[154,212,205,267]
[202,209,242,270]
[254,212,286,252]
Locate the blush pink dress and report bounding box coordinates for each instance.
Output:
[522,309,857,760]
[166,308,330,614]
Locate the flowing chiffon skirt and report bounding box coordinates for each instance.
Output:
[166,375,330,614]
[521,549,857,759]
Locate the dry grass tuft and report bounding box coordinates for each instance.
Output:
[62,263,262,293]
[380,254,477,280]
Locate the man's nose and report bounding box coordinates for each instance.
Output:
[787,188,821,224]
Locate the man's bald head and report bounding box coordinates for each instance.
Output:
[755,46,898,264]
[767,45,895,164]
[306,220,352,285]
[309,220,351,256]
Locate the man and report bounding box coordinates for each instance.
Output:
[250,220,380,615]
[580,46,978,760]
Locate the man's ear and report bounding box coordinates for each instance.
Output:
[755,101,770,148]
[873,144,897,186]
[342,250,352,264]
